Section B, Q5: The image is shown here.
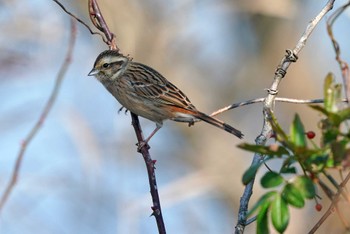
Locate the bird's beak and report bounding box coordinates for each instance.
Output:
[88,68,99,76]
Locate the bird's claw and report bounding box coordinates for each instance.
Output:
[136,141,150,152]
[118,106,129,114]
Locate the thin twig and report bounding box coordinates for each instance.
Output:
[309,171,350,233]
[327,1,350,104]
[234,1,335,233]
[245,216,257,226]
[211,97,333,117]
[335,203,350,230]
[0,19,77,213]
[52,0,106,43]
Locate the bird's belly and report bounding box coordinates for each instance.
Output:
[112,89,169,123]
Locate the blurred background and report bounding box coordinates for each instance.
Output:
[1,0,350,233]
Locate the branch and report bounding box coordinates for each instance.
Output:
[52,0,106,43]
[88,0,118,50]
[131,113,166,234]
[0,19,77,213]
[234,1,335,233]
[309,171,350,233]
[327,1,350,104]
[211,97,332,117]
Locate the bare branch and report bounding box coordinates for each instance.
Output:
[88,0,118,50]
[309,171,350,233]
[130,113,166,234]
[0,19,77,213]
[210,97,332,117]
[52,0,106,43]
[327,1,350,104]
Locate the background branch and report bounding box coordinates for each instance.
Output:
[0,19,77,213]
[52,0,106,43]
[327,1,350,103]
[309,171,350,233]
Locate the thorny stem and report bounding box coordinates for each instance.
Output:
[234,1,335,233]
[131,113,166,234]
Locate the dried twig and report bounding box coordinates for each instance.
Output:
[327,1,350,104]
[52,0,106,43]
[88,0,118,50]
[0,19,77,213]
[210,97,335,117]
[234,1,335,233]
[309,171,350,233]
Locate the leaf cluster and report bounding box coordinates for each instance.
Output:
[239,74,350,233]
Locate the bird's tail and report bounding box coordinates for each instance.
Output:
[194,111,243,139]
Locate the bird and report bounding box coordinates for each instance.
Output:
[88,50,243,147]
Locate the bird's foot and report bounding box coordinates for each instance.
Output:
[188,120,195,127]
[136,141,151,152]
[118,106,129,114]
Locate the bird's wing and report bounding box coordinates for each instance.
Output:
[128,63,197,110]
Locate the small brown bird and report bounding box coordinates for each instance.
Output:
[88,50,243,145]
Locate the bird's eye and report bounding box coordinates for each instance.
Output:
[102,63,110,68]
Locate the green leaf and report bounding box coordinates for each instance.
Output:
[261,171,284,188]
[257,199,271,234]
[324,73,334,112]
[282,183,305,208]
[319,118,339,145]
[280,157,297,174]
[337,107,350,123]
[290,114,306,148]
[242,162,263,185]
[270,194,289,233]
[327,113,342,127]
[324,73,342,113]
[237,143,289,157]
[268,110,289,143]
[293,176,316,199]
[331,141,347,166]
[309,105,329,116]
[280,166,297,174]
[304,152,328,172]
[247,191,277,217]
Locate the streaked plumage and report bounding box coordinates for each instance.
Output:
[89,50,243,143]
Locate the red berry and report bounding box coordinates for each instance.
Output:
[315,203,322,211]
[306,131,316,139]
